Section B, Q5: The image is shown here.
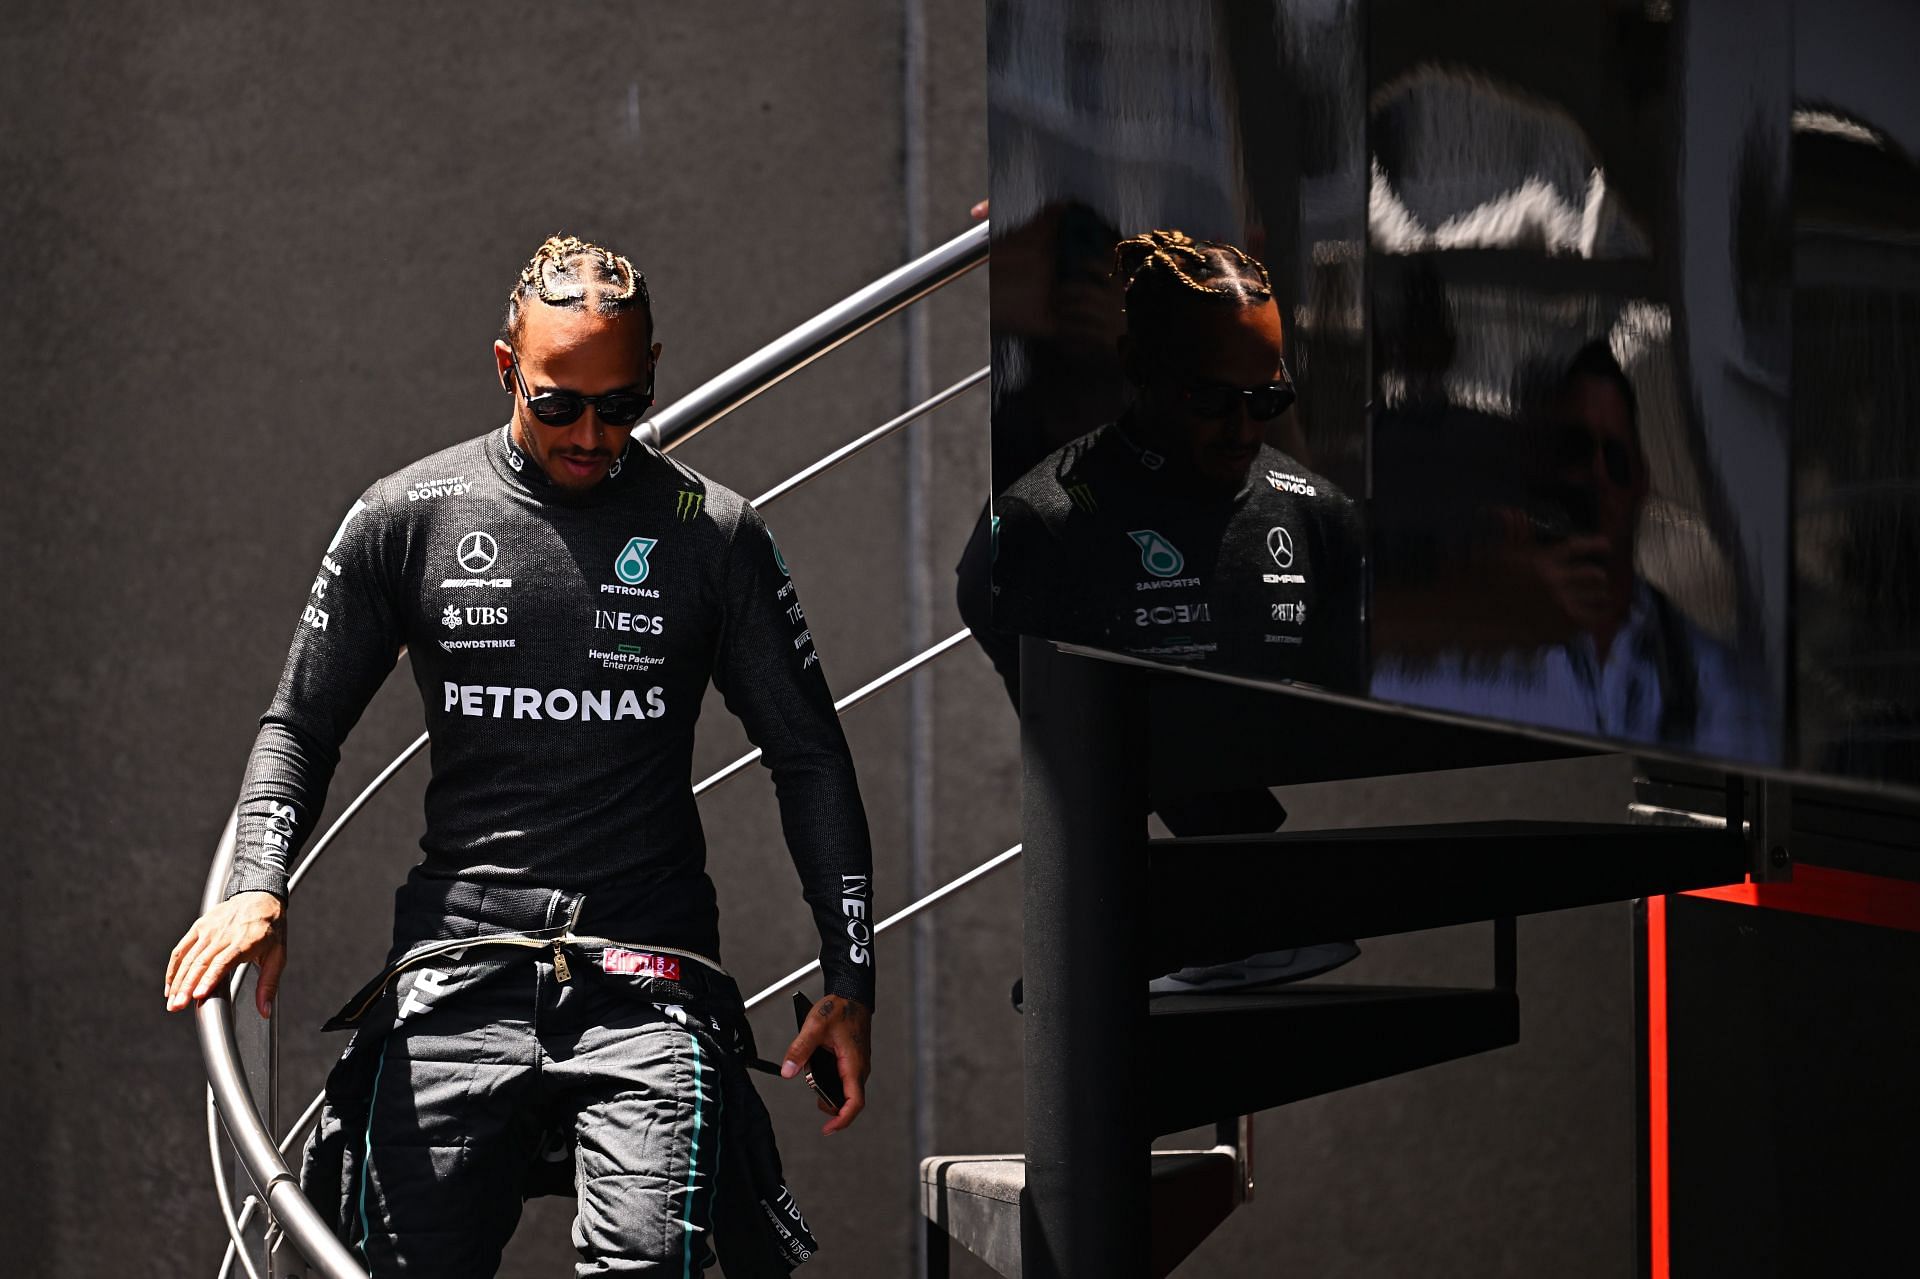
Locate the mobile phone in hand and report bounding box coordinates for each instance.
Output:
[790,990,847,1111]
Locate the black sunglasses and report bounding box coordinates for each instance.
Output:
[1171,361,1296,422]
[505,349,654,428]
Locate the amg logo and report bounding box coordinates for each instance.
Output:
[595,609,664,635]
[443,682,666,721]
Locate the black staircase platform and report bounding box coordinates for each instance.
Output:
[1145,820,1745,972]
[922,1145,1244,1279]
[1147,983,1519,1137]
[1137,652,1592,796]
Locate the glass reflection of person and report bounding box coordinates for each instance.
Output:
[1373,342,1768,759]
[991,230,1366,693]
[983,229,1367,993]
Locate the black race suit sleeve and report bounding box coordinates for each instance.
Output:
[712,506,878,1010]
[223,487,405,900]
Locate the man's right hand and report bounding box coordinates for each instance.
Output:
[165,890,287,1018]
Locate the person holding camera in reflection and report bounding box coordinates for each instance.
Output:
[1372,340,1768,760]
[162,235,872,1276]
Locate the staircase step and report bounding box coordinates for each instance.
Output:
[921,1147,1243,1279]
[1146,983,1519,1136]
[1144,666,1586,795]
[1145,820,1743,972]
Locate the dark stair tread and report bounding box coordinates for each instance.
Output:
[1152,817,1728,846]
[1145,821,1745,968]
[1150,982,1500,1013]
[1144,982,1519,1136]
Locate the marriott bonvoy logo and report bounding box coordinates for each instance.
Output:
[406,474,472,501]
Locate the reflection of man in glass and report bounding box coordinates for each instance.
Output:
[1374,341,1766,758]
[991,230,1365,692]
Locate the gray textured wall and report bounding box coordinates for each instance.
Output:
[0,4,1638,1277]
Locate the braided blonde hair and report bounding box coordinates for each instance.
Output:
[1114,229,1270,342]
[501,234,651,341]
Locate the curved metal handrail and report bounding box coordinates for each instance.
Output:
[642,221,987,452]
[197,811,369,1279]
[198,222,992,1278]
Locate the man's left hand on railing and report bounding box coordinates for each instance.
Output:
[164,890,287,1018]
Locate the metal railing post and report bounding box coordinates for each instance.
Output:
[644,222,987,452]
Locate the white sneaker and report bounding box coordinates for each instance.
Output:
[1148,942,1361,995]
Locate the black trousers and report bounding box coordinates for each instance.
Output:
[341,945,724,1277]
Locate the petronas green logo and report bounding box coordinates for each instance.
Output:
[614,536,658,585]
[675,490,704,521]
[1127,529,1184,578]
[767,528,790,577]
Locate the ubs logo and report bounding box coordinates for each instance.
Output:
[1266,526,1295,569]
[458,531,499,573]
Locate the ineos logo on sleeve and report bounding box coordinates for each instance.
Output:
[457,531,499,573]
[1266,526,1295,569]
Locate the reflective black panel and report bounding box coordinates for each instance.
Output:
[1792,0,1920,789]
[979,0,1370,696]
[1366,0,1790,766]
[986,0,1916,796]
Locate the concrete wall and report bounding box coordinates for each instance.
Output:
[0,4,1638,1277]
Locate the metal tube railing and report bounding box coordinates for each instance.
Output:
[207,1085,265,1279]
[643,221,986,452]
[752,366,988,508]
[695,628,975,794]
[198,223,991,1278]
[744,842,1023,1010]
[197,813,370,1279]
[288,731,431,894]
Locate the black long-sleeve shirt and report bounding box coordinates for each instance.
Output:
[224,423,877,1008]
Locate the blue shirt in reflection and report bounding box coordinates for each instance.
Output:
[1370,579,1772,763]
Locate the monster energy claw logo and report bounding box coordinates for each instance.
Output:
[675,489,704,521]
[1067,482,1098,512]
[1128,529,1185,578]
[767,528,789,577]
[614,536,657,586]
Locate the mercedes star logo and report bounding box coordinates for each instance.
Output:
[457,531,499,573]
[1266,525,1294,569]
